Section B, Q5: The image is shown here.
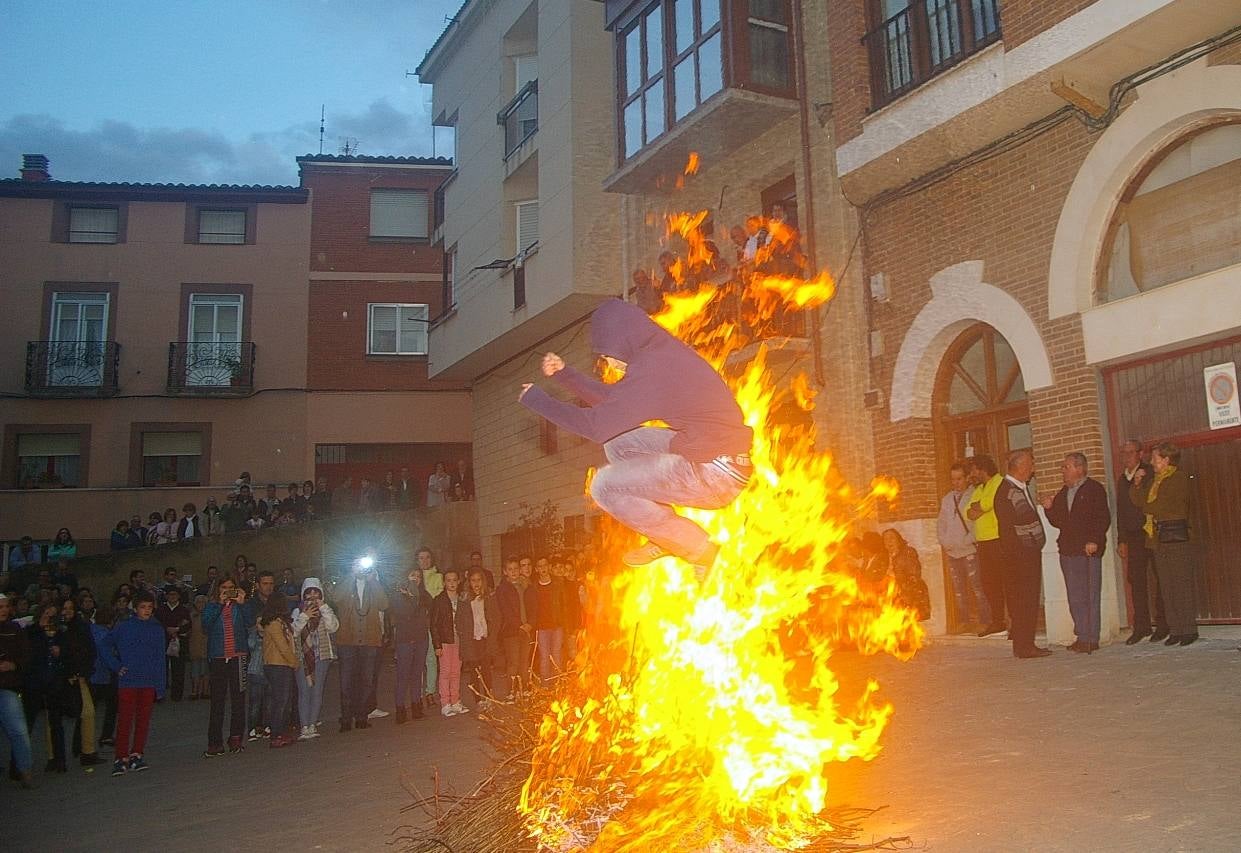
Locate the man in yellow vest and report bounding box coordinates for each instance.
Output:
[967,454,1007,637]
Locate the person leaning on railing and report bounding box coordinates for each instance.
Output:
[1130,442,1198,646]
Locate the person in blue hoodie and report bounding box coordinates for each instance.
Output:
[519,298,753,576]
[100,590,166,776]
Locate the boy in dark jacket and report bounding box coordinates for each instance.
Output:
[519,299,751,576]
[101,591,167,776]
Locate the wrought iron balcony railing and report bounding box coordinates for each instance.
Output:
[25,340,121,396]
[863,0,1002,109]
[498,79,538,159]
[167,341,255,395]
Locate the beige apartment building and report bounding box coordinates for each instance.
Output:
[0,156,312,554]
[417,0,623,560]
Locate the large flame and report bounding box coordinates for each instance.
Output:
[520,193,923,851]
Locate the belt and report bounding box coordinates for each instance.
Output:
[710,454,753,485]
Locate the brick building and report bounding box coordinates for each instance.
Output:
[0,155,312,554]
[297,155,472,501]
[826,0,1241,638]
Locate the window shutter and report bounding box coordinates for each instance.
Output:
[17,434,81,456]
[515,54,539,93]
[370,305,399,353]
[370,190,428,239]
[142,432,203,456]
[516,200,539,254]
[69,207,119,242]
[199,210,246,243]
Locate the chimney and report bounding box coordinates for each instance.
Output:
[20,154,50,182]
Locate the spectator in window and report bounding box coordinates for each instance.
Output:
[200,497,224,536]
[152,509,178,546]
[452,460,475,502]
[309,477,332,518]
[0,593,35,789]
[426,463,451,508]
[260,485,282,522]
[333,476,356,515]
[178,503,205,539]
[47,529,77,562]
[396,468,416,509]
[111,520,142,551]
[156,586,191,701]
[7,537,43,572]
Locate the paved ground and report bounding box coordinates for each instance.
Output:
[7,630,1241,852]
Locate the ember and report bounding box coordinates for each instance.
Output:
[515,189,925,850]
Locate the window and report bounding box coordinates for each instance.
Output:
[141,431,202,486]
[198,209,247,244]
[368,303,429,355]
[370,189,429,240]
[443,246,457,312]
[187,293,243,386]
[514,54,539,93]
[746,0,789,91]
[670,0,724,122]
[16,433,82,488]
[68,206,119,243]
[516,200,539,254]
[48,292,109,387]
[620,4,668,157]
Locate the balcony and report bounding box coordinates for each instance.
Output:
[499,80,538,165]
[25,340,121,397]
[167,341,256,396]
[863,0,1001,110]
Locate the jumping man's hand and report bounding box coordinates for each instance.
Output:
[541,352,564,376]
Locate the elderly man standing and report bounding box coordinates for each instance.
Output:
[994,449,1051,659]
[1042,453,1111,653]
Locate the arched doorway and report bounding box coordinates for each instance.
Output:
[933,323,1031,475]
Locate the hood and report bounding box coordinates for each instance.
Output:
[301,577,322,597]
[590,298,661,362]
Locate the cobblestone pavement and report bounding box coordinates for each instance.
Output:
[7,631,1241,852]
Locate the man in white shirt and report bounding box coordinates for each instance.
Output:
[936,462,991,633]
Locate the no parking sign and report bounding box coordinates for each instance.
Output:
[1204,362,1240,430]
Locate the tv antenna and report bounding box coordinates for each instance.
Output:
[340,137,360,156]
[318,105,325,155]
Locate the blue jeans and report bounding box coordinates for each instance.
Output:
[536,628,564,682]
[297,659,332,728]
[424,630,438,698]
[395,634,430,709]
[946,552,991,625]
[337,645,378,724]
[264,665,294,736]
[1061,554,1103,644]
[0,688,32,773]
[590,427,744,561]
[247,666,267,732]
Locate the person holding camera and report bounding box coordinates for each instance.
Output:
[201,577,249,756]
[291,579,338,740]
[391,567,433,723]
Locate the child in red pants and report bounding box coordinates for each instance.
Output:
[101,591,167,776]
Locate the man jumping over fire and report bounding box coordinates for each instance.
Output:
[518,298,753,577]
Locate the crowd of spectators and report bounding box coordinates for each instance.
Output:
[0,544,587,787]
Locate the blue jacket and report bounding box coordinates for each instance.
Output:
[89,622,112,685]
[201,600,249,660]
[102,617,167,698]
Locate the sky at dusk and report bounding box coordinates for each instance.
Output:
[0,0,462,186]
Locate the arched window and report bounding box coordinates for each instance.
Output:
[1099,121,1241,304]
[934,324,1030,465]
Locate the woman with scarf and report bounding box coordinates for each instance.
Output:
[290,578,338,740]
[1131,442,1198,646]
[259,591,299,748]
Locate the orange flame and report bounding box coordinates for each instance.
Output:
[522,201,922,850]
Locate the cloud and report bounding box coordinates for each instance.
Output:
[0,97,436,186]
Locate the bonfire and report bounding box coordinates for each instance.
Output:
[402,161,923,853]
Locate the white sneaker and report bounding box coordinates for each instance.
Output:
[298,726,314,741]
[367,708,390,719]
[305,724,320,739]
[454,703,470,715]
[440,704,454,717]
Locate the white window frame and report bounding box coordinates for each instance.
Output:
[369,189,429,240]
[198,209,247,244]
[68,206,119,243]
[515,199,539,257]
[367,303,430,356]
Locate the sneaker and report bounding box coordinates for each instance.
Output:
[440,704,454,717]
[227,736,245,754]
[622,542,669,567]
[202,746,226,758]
[367,708,390,719]
[303,724,320,740]
[111,760,126,777]
[247,728,261,742]
[454,703,470,715]
[127,755,148,772]
[260,726,272,738]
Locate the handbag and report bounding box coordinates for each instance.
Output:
[1156,518,1189,544]
[166,637,181,657]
